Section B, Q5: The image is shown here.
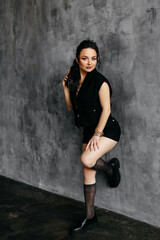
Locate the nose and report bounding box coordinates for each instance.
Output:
[88,59,91,65]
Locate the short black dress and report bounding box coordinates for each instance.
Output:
[82,113,121,144]
[70,68,121,144]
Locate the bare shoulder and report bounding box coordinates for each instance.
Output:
[99,82,110,96]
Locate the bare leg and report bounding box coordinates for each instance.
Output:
[81,136,118,169]
[81,137,118,219]
[70,137,119,235]
[81,137,120,188]
[82,144,97,185]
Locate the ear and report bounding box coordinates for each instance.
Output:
[75,57,79,64]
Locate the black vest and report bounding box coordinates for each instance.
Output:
[71,68,113,128]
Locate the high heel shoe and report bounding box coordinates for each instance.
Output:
[70,214,99,236]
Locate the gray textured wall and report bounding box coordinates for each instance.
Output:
[0,0,160,227]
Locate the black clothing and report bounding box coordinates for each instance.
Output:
[71,68,112,128]
[69,69,121,236]
[90,158,113,175]
[70,67,121,142]
[70,213,99,236]
[90,157,121,188]
[83,183,96,219]
[82,115,121,143]
[107,158,121,188]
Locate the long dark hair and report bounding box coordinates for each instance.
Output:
[66,39,101,106]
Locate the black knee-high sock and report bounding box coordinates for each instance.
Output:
[90,158,113,175]
[83,183,96,219]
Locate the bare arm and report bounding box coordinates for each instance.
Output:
[62,70,73,111]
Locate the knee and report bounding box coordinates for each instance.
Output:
[83,167,96,184]
[80,154,93,168]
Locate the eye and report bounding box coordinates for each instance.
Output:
[82,58,86,60]
[92,58,97,61]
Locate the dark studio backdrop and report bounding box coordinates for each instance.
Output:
[0,0,160,227]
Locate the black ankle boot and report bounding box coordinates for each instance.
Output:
[107,158,121,188]
[70,214,99,236]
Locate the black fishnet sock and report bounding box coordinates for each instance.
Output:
[90,157,113,175]
[83,183,96,219]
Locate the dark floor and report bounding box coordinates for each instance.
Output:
[0,176,159,240]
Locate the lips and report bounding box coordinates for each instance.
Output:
[86,66,92,69]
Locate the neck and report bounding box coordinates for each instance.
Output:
[79,69,87,82]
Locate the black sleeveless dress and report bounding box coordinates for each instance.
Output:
[70,68,121,144]
[82,114,121,143]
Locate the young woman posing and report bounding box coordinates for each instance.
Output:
[62,39,121,236]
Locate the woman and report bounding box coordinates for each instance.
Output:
[62,39,121,235]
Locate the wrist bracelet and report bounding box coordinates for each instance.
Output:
[94,128,104,137]
[94,132,103,137]
[95,128,104,134]
[93,133,101,137]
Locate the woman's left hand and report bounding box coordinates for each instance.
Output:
[85,135,101,151]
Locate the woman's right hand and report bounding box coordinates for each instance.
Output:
[62,69,70,88]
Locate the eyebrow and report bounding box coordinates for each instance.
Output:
[81,56,97,57]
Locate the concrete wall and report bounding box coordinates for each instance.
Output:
[0,0,160,227]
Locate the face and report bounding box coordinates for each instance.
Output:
[76,48,97,73]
